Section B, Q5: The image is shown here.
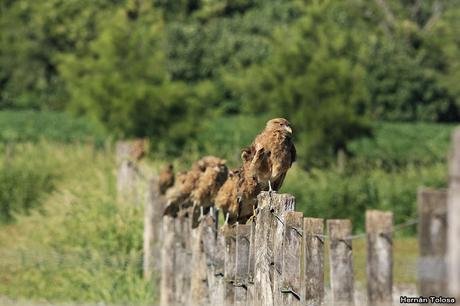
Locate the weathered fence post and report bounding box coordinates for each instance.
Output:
[212,224,226,306]
[281,211,303,306]
[273,194,296,306]
[254,191,295,306]
[234,224,252,306]
[366,210,393,306]
[417,188,448,296]
[304,217,324,306]
[174,212,192,305]
[247,222,256,302]
[224,225,236,306]
[160,215,176,306]
[327,219,355,306]
[201,210,224,306]
[191,213,209,306]
[174,217,184,305]
[116,140,146,205]
[448,128,460,300]
[143,176,163,280]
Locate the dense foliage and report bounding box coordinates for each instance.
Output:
[2,0,460,161]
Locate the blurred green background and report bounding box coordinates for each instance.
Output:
[1,0,459,303]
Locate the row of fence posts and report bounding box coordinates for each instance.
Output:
[157,191,398,306]
[117,128,460,306]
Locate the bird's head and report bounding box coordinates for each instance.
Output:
[240,147,253,163]
[166,163,174,171]
[266,118,293,136]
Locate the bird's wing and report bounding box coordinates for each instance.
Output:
[271,171,286,192]
[163,199,179,217]
[290,142,296,165]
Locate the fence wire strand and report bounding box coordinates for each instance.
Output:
[271,210,418,240]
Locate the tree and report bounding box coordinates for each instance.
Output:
[0,0,124,110]
[59,2,210,154]
[232,0,372,166]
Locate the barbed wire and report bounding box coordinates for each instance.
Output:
[271,210,418,240]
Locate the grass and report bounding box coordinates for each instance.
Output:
[326,237,419,286]
[0,142,155,305]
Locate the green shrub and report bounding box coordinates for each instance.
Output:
[349,122,455,165]
[282,162,447,234]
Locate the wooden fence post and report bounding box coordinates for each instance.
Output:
[247,222,256,302]
[281,212,303,306]
[304,217,324,306]
[273,193,296,306]
[418,188,448,296]
[201,211,219,306]
[224,225,237,306]
[254,191,295,306]
[174,217,184,305]
[116,140,144,205]
[160,215,176,306]
[366,210,393,306]
[327,219,355,306]
[212,225,226,306]
[191,214,209,306]
[143,176,163,280]
[448,127,460,299]
[174,212,192,305]
[234,224,252,306]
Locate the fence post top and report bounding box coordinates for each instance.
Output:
[449,127,460,177]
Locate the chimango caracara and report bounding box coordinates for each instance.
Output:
[250,118,296,192]
[214,167,241,225]
[215,147,258,225]
[163,171,187,217]
[191,157,228,228]
[163,156,224,217]
[159,163,174,195]
[236,147,264,223]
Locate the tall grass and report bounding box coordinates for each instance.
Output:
[0,142,154,304]
[0,143,59,223]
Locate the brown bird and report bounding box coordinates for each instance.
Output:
[236,147,263,223]
[250,118,296,192]
[163,156,225,217]
[130,138,148,161]
[159,163,174,195]
[163,171,187,217]
[215,168,241,225]
[191,158,228,228]
[214,147,259,225]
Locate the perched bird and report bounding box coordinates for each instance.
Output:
[215,147,259,225]
[163,156,225,217]
[159,163,174,195]
[163,171,187,217]
[215,168,241,224]
[130,138,148,161]
[191,158,228,228]
[250,118,296,192]
[236,147,263,223]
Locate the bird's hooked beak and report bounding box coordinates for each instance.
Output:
[285,125,293,134]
